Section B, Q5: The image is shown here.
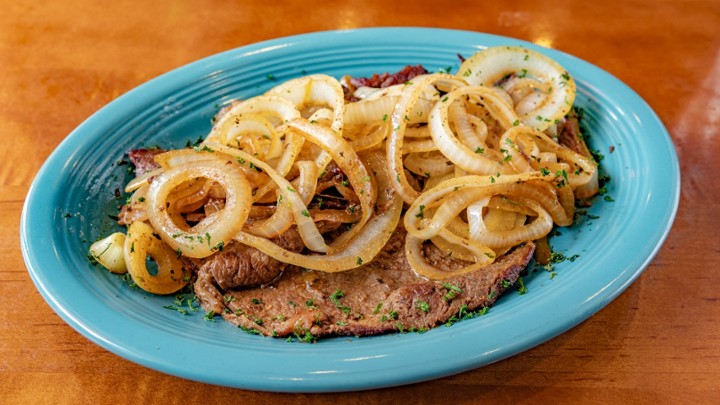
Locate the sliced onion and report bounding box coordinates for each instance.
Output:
[146,158,252,258]
[243,160,318,238]
[449,100,484,150]
[402,138,437,154]
[467,197,552,249]
[265,74,345,133]
[111,49,589,289]
[89,232,127,274]
[574,165,599,199]
[404,152,454,177]
[404,172,549,240]
[499,125,596,187]
[386,74,467,204]
[349,120,389,152]
[405,234,494,280]
[234,150,402,271]
[124,168,162,193]
[207,112,282,160]
[119,185,149,225]
[458,46,576,131]
[124,221,189,294]
[286,119,375,251]
[344,96,435,127]
[431,227,496,263]
[209,95,301,130]
[428,85,519,175]
[207,142,330,252]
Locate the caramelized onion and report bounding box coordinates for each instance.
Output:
[96,46,598,291]
[458,46,576,131]
[124,221,189,294]
[235,150,402,271]
[145,158,252,258]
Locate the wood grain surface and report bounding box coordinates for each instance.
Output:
[2,0,718,403]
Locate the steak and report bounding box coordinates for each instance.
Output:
[194,228,305,290]
[348,64,429,89]
[558,109,591,157]
[127,148,165,176]
[193,227,535,340]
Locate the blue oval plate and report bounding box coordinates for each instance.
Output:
[20,28,679,392]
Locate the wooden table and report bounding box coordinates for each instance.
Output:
[3,0,718,403]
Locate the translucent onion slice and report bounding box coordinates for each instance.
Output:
[286,119,375,251]
[243,160,318,239]
[499,126,596,187]
[169,178,214,214]
[431,227,496,263]
[402,138,437,154]
[405,234,494,280]
[208,112,282,160]
[348,120,388,152]
[528,180,574,226]
[458,46,576,131]
[207,142,330,252]
[124,221,189,295]
[387,74,467,204]
[119,185,149,225]
[265,74,345,133]
[428,85,519,175]
[234,150,402,272]
[573,165,599,199]
[467,197,552,249]
[344,96,435,127]
[146,158,252,258]
[404,152,454,177]
[449,100,484,150]
[208,95,301,132]
[404,171,551,240]
[125,168,162,193]
[89,232,127,274]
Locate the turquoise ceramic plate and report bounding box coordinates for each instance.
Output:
[20,28,679,392]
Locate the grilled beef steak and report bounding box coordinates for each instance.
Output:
[192,228,534,340]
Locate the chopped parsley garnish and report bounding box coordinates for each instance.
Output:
[163,305,188,315]
[444,305,489,327]
[442,283,463,301]
[516,277,528,295]
[555,169,569,188]
[329,289,352,315]
[293,327,317,343]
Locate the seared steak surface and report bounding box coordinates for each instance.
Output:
[193,228,534,340]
